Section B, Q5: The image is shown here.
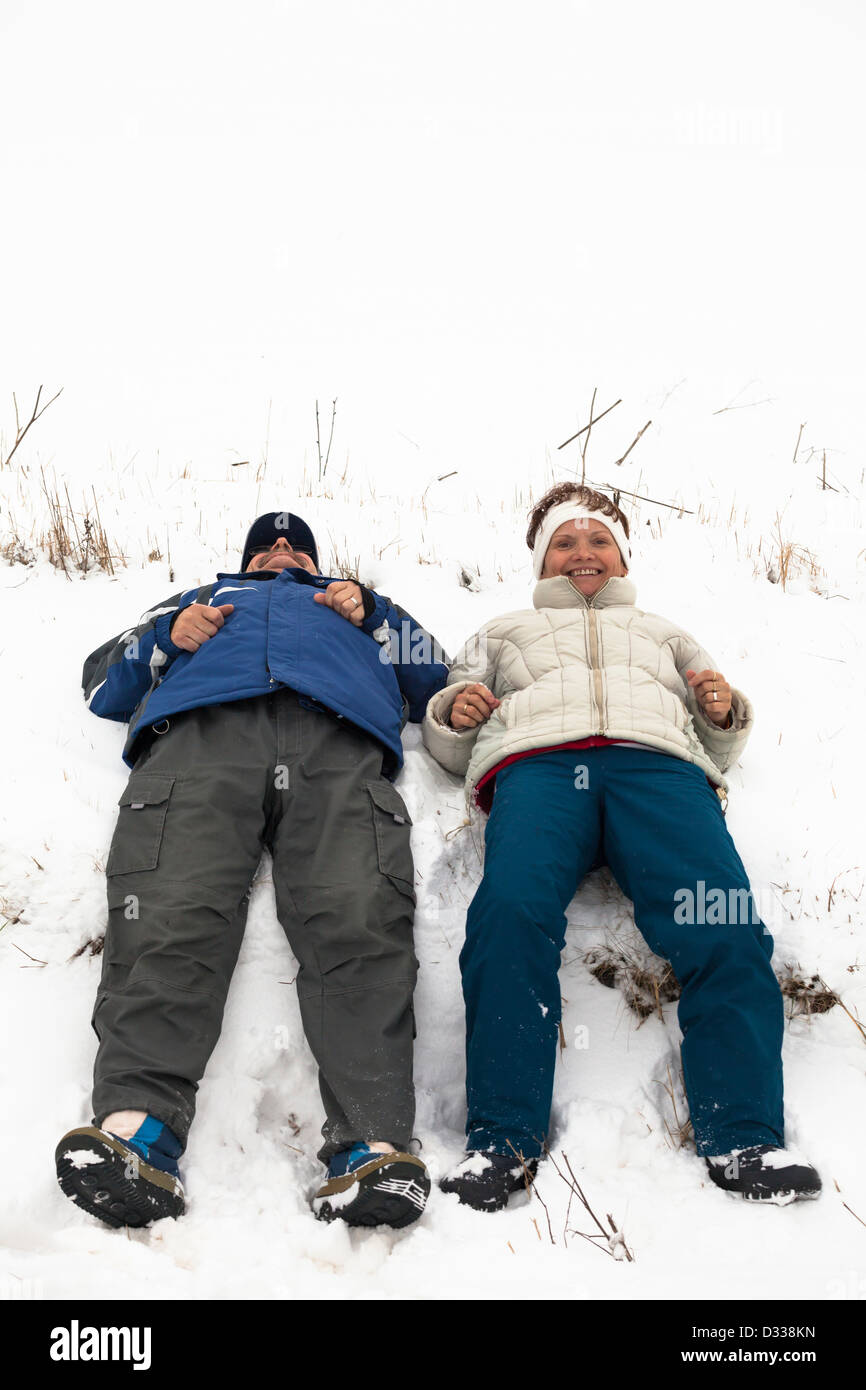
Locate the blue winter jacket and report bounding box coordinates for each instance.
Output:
[82,567,449,775]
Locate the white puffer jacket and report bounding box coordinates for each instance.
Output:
[422,575,753,803]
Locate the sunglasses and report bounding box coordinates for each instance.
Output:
[250,543,313,557]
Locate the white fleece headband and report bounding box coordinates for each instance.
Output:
[532,502,631,580]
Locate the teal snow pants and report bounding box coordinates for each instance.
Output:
[461,747,785,1159]
[91,690,418,1161]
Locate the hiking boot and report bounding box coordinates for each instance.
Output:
[312,1143,430,1228]
[55,1121,185,1228]
[706,1144,822,1205]
[439,1150,538,1212]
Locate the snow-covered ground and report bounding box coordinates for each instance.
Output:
[1,0,864,1307]
[1,392,864,1300]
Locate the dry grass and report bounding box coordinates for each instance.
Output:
[0,385,63,470]
[1,538,35,566]
[694,499,829,593]
[654,1062,694,1150]
[584,936,681,1024]
[325,532,363,581]
[26,467,125,576]
[0,387,119,573]
[775,961,866,1046]
[68,935,104,960]
[508,1140,634,1260]
[768,511,823,589]
[0,897,25,929]
[776,963,840,1019]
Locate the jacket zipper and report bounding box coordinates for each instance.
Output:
[587,608,606,735]
[568,577,610,736]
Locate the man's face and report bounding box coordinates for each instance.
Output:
[541,517,627,597]
[246,537,318,575]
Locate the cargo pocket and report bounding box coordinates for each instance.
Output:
[90,988,107,1040]
[105,772,176,876]
[365,780,416,901]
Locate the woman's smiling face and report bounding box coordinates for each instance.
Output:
[541,517,628,597]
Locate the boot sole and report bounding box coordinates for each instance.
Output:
[739,1187,822,1206]
[55,1127,185,1229]
[708,1173,822,1206]
[313,1154,430,1229]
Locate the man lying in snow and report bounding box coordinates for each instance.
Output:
[56,510,448,1231]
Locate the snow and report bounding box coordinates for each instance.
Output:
[311,1184,357,1215]
[0,0,864,1308]
[707,1146,813,1172]
[450,1153,494,1179]
[3,439,864,1301]
[758,1148,811,1171]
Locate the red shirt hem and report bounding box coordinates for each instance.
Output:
[473,737,629,814]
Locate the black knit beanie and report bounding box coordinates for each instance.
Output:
[240,512,320,572]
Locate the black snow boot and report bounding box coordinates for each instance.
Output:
[706,1144,821,1205]
[439,1150,538,1212]
[55,1126,185,1228]
[312,1144,430,1229]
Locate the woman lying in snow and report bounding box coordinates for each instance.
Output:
[423,482,820,1211]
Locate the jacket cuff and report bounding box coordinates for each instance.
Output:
[692,687,754,771]
[156,611,186,659]
[358,584,377,621]
[359,591,390,636]
[422,683,477,777]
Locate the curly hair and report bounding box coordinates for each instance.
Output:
[525,483,630,553]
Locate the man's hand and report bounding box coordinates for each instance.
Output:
[170,603,235,653]
[449,683,501,730]
[313,581,365,626]
[686,668,733,727]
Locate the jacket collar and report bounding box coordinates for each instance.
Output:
[532,575,636,611]
[215,568,328,586]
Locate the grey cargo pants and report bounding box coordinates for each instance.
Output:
[91,690,418,1161]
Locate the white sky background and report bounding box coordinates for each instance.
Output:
[1,0,863,490]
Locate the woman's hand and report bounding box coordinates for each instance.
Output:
[449,683,501,730]
[686,669,733,728]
